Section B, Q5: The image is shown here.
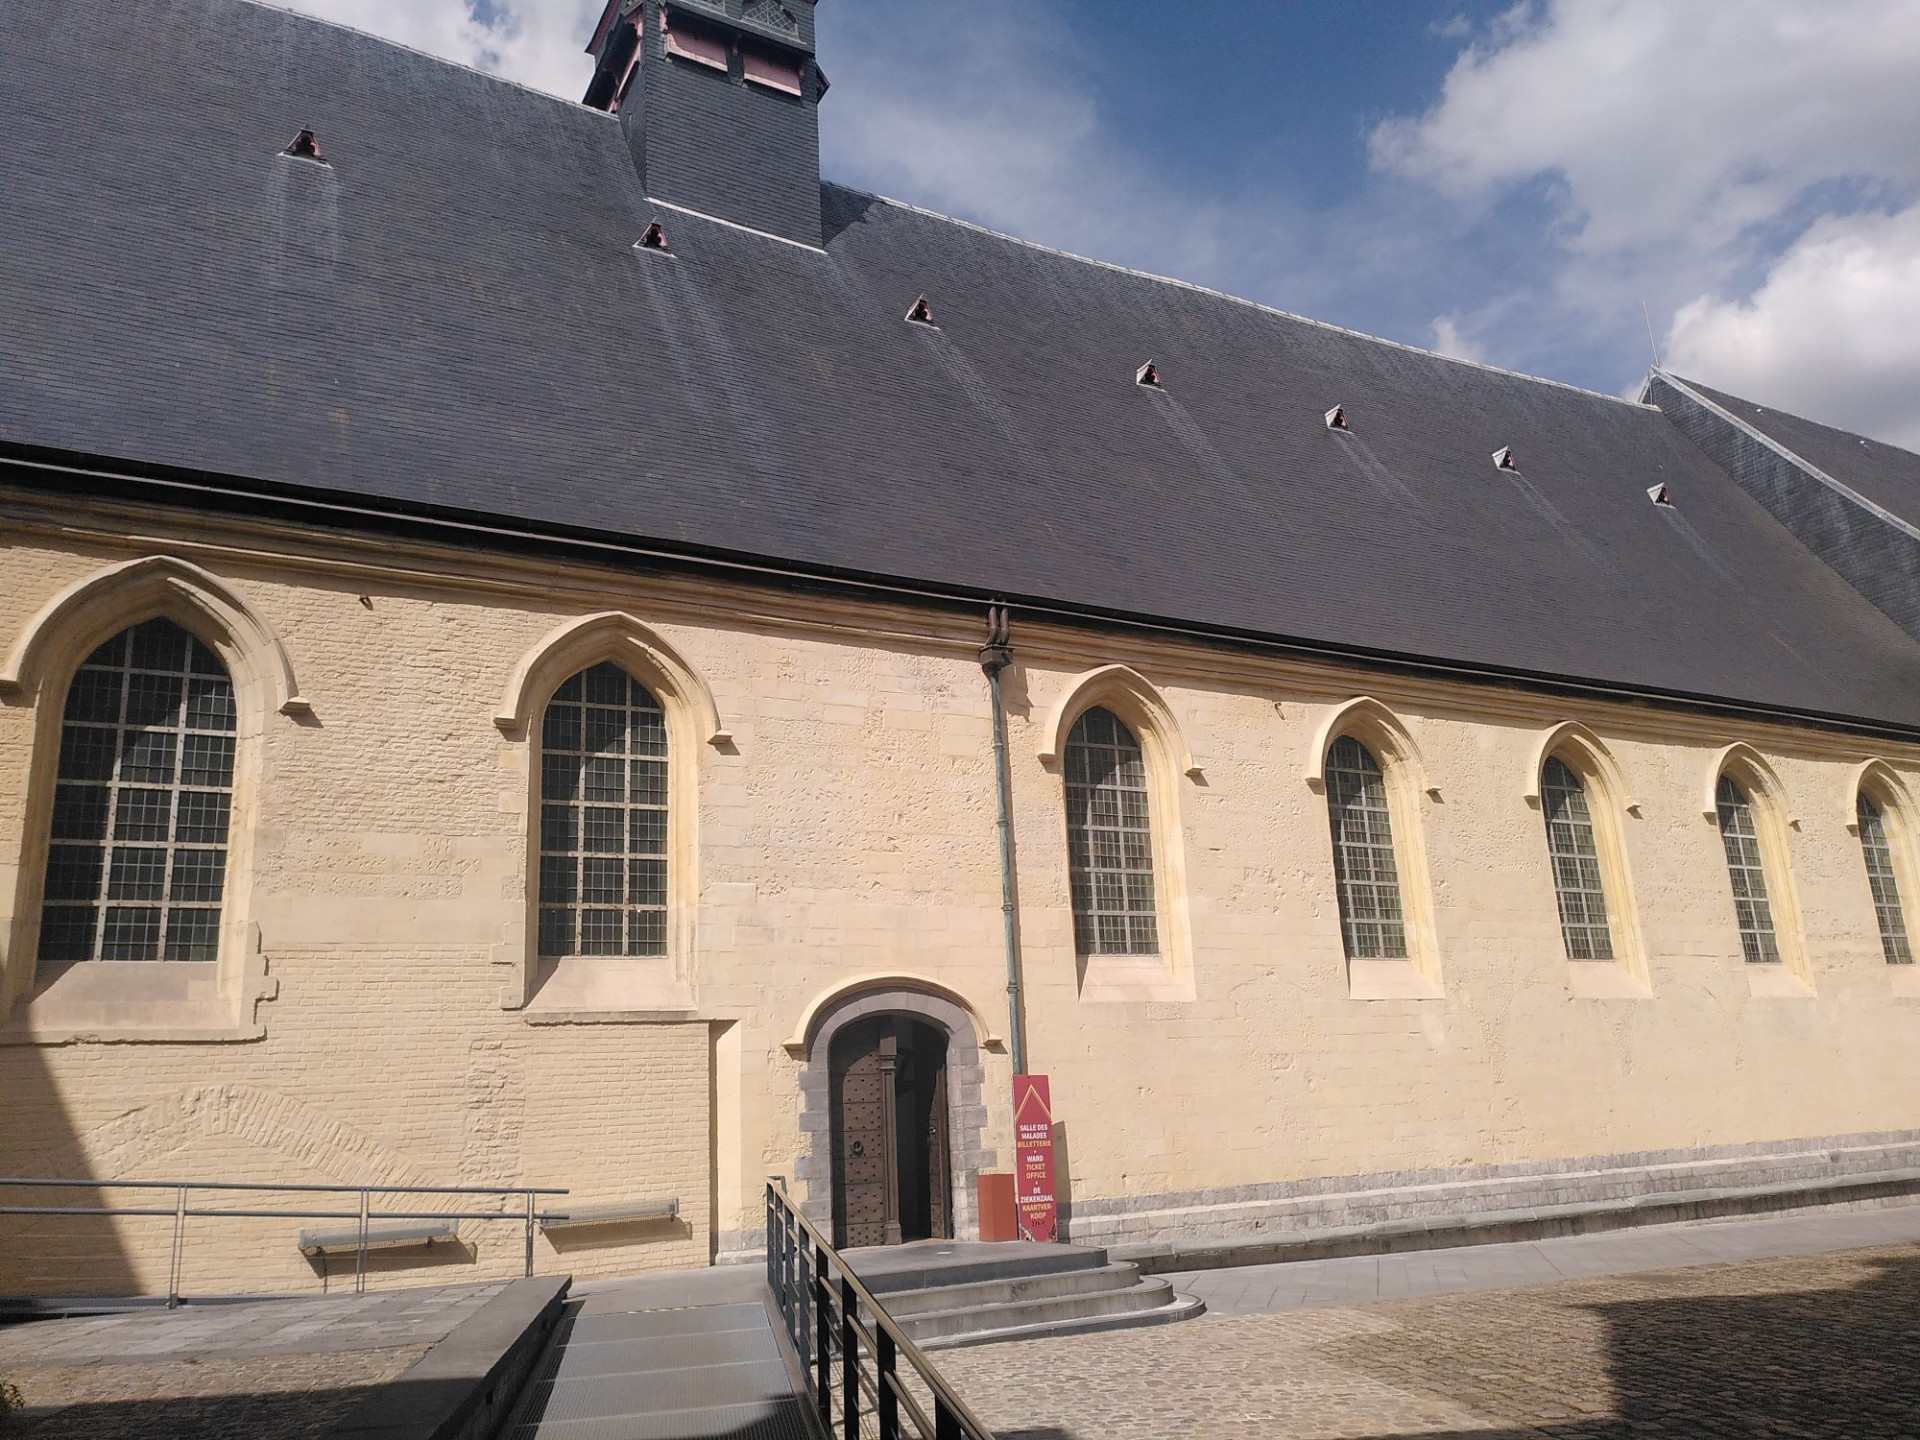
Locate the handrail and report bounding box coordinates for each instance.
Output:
[0,1176,568,1306]
[765,1178,996,1440]
[0,1177,568,1196]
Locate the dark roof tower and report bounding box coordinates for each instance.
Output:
[584,0,827,247]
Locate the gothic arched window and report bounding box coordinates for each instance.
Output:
[537,661,668,958]
[1856,791,1914,966]
[37,618,235,963]
[1542,756,1613,960]
[1325,735,1407,959]
[1064,706,1158,956]
[1320,737,1413,963]
[1716,774,1780,964]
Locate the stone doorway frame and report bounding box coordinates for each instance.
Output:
[794,986,994,1243]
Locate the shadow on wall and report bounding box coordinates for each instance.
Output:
[0,1038,139,1299]
[1349,1250,1920,1440]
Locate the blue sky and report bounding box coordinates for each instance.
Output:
[283,0,1920,447]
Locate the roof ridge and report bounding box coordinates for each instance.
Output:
[234,0,614,116]
[1676,373,1920,463]
[1656,372,1920,542]
[844,185,1655,412]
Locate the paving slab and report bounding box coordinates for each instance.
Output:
[0,1280,514,1440]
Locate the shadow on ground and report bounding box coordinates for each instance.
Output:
[3,1373,813,1440]
[1350,1250,1920,1438]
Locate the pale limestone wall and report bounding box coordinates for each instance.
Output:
[4,498,1920,1294]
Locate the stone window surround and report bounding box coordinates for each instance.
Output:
[1846,758,1920,997]
[493,611,729,1016]
[1306,697,1444,1000]
[790,984,996,1245]
[1703,742,1813,996]
[0,556,296,1043]
[1036,664,1199,1003]
[1523,721,1652,999]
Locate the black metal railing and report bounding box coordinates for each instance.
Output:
[766,1179,995,1440]
[0,1176,570,1305]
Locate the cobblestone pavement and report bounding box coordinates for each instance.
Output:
[938,1241,1920,1438]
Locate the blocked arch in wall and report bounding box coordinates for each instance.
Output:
[791,983,995,1243]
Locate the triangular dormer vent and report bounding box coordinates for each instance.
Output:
[1325,405,1349,431]
[1136,361,1162,389]
[635,221,670,253]
[1648,483,1672,507]
[282,129,327,165]
[905,295,935,326]
[1492,446,1517,470]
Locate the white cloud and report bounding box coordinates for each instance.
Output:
[1430,315,1486,364]
[817,1,1226,285]
[1666,204,1920,449]
[1375,0,1920,429]
[270,0,597,99]
[1372,0,1920,255]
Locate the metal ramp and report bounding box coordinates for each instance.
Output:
[506,1268,815,1440]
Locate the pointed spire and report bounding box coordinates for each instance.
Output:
[1492,446,1517,470]
[1324,405,1349,431]
[905,295,935,326]
[1136,360,1162,389]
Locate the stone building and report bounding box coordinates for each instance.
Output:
[4,0,1920,1296]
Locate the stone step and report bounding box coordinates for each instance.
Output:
[845,1240,1110,1296]
[896,1273,1186,1343]
[876,1261,1144,1318]
[914,1286,1209,1352]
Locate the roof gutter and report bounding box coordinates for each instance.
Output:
[7,443,1920,746]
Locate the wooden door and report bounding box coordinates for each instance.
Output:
[831,1018,900,1248]
[927,1057,952,1240]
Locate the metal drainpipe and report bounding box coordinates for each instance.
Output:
[979,604,1026,1077]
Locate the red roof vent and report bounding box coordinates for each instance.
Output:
[1136,361,1162,389]
[1324,405,1349,431]
[905,295,935,326]
[282,129,327,165]
[635,221,669,253]
[1492,446,1517,470]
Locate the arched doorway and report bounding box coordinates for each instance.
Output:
[829,1015,952,1248]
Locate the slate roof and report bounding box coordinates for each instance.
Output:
[1677,379,1920,530]
[7,0,1920,731]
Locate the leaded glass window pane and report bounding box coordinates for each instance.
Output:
[1716,775,1780,964]
[1541,757,1614,961]
[537,662,668,957]
[1325,736,1408,959]
[37,618,233,963]
[1064,707,1157,956]
[1857,793,1913,965]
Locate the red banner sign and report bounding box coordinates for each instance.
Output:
[1012,1073,1057,1243]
